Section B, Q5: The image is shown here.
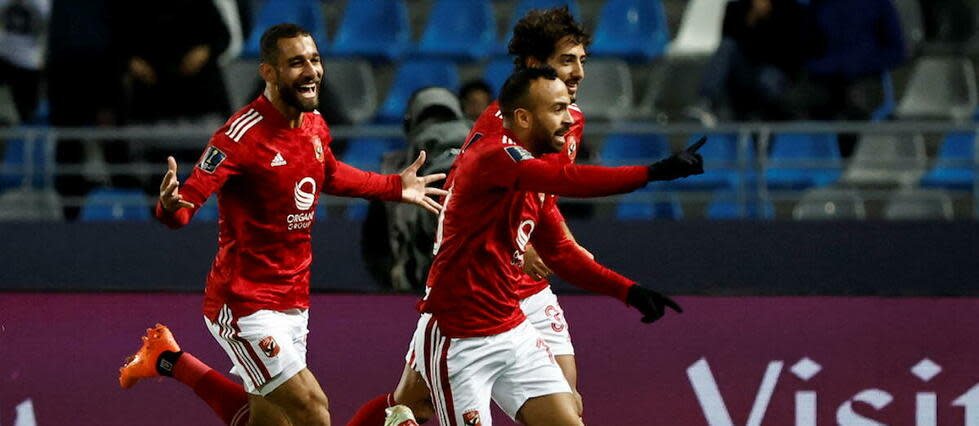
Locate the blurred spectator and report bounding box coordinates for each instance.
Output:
[0,0,50,122]
[695,0,815,122]
[115,0,232,124]
[921,0,975,45]
[459,79,492,121]
[47,0,128,219]
[803,0,907,121]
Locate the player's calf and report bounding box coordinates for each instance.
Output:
[265,369,332,426]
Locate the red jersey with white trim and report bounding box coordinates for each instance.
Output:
[419,125,647,338]
[469,101,586,300]
[155,95,402,321]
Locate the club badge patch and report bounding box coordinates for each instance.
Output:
[198,146,227,173]
[505,146,534,162]
[462,410,482,426]
[566,135,577,161]
[311,136,324,162]
[259,336,280,358]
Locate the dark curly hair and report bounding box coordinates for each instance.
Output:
[508,7,591,68]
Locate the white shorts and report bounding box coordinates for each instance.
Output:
[520,286,575,356]
[409,313,572,425]
[205,305,309,396]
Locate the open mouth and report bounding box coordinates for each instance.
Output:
[296,82,319,99]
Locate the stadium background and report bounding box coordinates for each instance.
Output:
[2,0,979,424]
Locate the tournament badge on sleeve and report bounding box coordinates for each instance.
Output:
[311,136,324,162]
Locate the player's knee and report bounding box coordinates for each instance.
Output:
[279,389,331,425]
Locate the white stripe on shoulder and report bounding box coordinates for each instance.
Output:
[230,113,263,142]
[225,109,258,140]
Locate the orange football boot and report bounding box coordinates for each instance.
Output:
[119,323,181,388]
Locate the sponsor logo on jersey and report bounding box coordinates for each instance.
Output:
[271,152,287,167]
[294,177,316,210]
[311,136,324,162]
[462,410,482,426]
[259,336,280,358]
[504,145,533,162]
[198,146,227,173]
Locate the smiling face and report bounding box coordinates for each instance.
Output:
[262,35,323,114]
[524,78,573,155]
[532,36,587,102]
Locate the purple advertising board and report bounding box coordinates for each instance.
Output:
[1,293,977,425]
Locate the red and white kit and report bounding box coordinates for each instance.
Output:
[411,122,645,423]
[156,95,402,393]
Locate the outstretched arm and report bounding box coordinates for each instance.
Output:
[325,151,447,214]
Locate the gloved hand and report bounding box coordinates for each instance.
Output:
[647,136,706,181]
[626,284,683,323]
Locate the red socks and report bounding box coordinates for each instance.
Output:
[174,353,251,426]
[346,393,393,426]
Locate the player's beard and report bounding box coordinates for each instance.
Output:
[534,122,569,154]
[278,78,320,113]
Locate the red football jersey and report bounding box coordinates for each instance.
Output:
[156,95,402,321]
[419,125,647,338]
[469,101,586,300]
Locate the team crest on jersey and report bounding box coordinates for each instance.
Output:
[311,136,324,162]
[259,336,280,358]
[462,410,482,426]
[505,146,534,162]
[198,146,227,173]
[566,135,577,161]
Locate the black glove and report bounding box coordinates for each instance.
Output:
[626,284,683,324]
[647,136,706,181]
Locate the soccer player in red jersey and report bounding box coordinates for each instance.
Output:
[347,8,620,425]
[118,24,446,426]
[409,66,695,425]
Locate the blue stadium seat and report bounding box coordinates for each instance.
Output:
[616,186,683,220]
[870,72,897,121]
[376,60,460,122]
[707,190,774,220]
[341,138,406,219]
[921,132,976,190]
[416,0,496,61]
[598,133,670,166]
[765,133,842,190]
[667,134,755,191]
[242,0,330,59]
[590,0,670,62]
[193,198,219,222]
[331,0,412,62]
[79,188,151,222]
[483,57,514,97]
[1,134,52,191]
[496,0,582,55]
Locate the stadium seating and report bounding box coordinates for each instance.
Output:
[242,0,329,59]
[0,188,62,221]
[416,0,496,61]
[870,71,897,121]
[590,0,670,62]
[894,56,978,121]
[496,0,582,56]
[324,58,378,124]
[79,188,151,222]
[891,0,925,55]
[883,188,954,221]
[222,59,261,109]
[707,190,775,220]
[483,57,514,97]
[376,60,460,122]
[193,198,219,222]
[615,187,684,220]
[331,0,412,62]
[765,133,842,190]
[667,134,755,191]
[667,0,726,56]
[598,133,670,165]
[840,132,928,187]
[921,132,976,190]
[635,54,709,122]
[573,59,633,121]
[1,133,53,191]
[793,188,867,220]
[342,138,406,220]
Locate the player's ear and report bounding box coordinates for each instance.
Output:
[259,62,275,84]
[514,108,532,129]
[524,56,543,68]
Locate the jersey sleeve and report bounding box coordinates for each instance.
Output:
[531,203,634,302]
[481,144,649,197]
[154,132,244,229]
[321,145,402,201]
